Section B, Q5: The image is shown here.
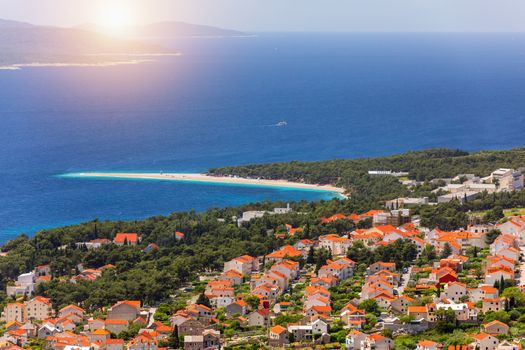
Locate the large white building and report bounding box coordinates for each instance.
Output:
[237,204,293,226]
[7,271,36,297]
[488,168,524,191]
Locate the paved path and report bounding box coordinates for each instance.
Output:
[398,266,413,294]
[147,307,157,327]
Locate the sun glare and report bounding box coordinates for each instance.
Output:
[96,0,136,36]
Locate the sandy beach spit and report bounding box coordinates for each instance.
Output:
[68,172,347,197]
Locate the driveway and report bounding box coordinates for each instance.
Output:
[397,266,413,294]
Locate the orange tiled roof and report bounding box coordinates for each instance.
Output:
[114,233,139,244]
[419,340,438,347]
[105,319,128,325]
[60,304,85,313]
[408,306,427,313]
[114,300,141,309]
[320,213,348,223]
[267,245,302,259]
[473,333,492,340]
[361,210,385,217]
[32,296,51,304]
[368,333,386,341]
[270,325,287,334]
[479,286,498,293]
[483,320,508,328]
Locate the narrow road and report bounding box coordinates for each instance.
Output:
[397,267,413,295]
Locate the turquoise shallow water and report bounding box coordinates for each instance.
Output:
[1,33,525,242]
[59,173,346,198]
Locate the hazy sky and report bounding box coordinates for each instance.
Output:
[1,0,525,32]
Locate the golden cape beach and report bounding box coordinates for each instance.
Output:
[68,172,347,197]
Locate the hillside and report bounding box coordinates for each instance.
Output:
[0,200,337,308]
[78,21,246,38]
[135,21,246,37]
[2,147,525,349]
[209,148,525,200]
[0,18,33,28]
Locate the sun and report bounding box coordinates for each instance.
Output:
[96,0,136,36]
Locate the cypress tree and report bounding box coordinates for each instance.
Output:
[196,292,211,308]
[306,246,315,264]
[169,325,180,349]
[315,258,323,273]
[440,243,452,259]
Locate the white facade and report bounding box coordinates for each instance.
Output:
[7,272,36,297]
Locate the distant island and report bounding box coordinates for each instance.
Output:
[78,21,247,38]
[0,18,246,68]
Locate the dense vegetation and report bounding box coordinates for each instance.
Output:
[210,148,525,201]
[417,190,525,230]
[0,199,368,311]
[2,147,525,314]
[347,239,418,270]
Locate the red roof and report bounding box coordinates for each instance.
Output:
[473,333,492,340]
[153,321,172,332]
[234,255,255,263]
[361,210,385,217]
[320,213,348,223]
[408,306,427,313]
[105,319,128,325]
[368,333,386,341]
[267,245,302,259]
[59,304,85,313]
[32,296,51,304]
[256,309,270,316]
[114,233,139,244]
[270,325,287,334]
[114,300,141,309]
[483,320,508,328]
[308,305,332,313]
[374,224,401,234]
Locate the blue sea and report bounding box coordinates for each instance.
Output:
[1,33,525,243]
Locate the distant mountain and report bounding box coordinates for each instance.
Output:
[0,20,169,66]
[0,19,245,67]
[77,21,246,38]
[0,18,34,28]
[135,21,246,37]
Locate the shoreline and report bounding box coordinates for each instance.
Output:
[61,172,348,198]
[0,52,181,71]
[0,59,155,71]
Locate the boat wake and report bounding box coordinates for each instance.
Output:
[264,121,288,127]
